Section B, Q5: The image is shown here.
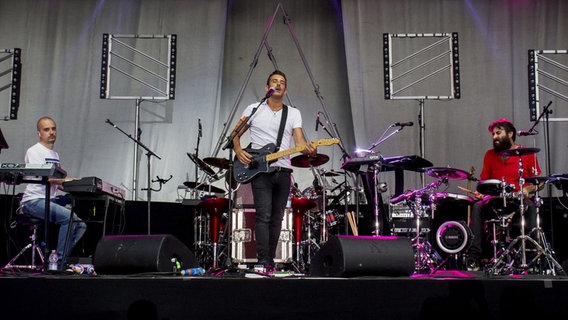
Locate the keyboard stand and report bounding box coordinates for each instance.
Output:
[62,193,125,262]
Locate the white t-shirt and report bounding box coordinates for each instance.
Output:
[21,142,61,203]
[242,102,302,169]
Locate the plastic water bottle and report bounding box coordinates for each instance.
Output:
[48,250,58,271]
[180,267,205,276]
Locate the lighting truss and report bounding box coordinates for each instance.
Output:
[100,34,176,100]
[0,48,22,120]
[383,33,460,100]
[528,50,568,122]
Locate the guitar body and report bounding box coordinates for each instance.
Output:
[232,138,340,184]
[233,143,277,183]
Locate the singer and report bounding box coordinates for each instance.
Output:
[466,118,541,272]
[232,70,316,273]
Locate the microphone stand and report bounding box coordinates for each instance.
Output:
[365,124,408,237]
[106,119,162,235]
[193,120,202,199]
[316,112,357,236]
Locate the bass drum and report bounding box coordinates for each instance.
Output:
[430,192,473,256]
[436,220,473,254]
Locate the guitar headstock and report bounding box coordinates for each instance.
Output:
[312,138,340,147]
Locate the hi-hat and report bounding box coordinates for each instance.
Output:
[183,181,225,193]
[500,147,540,157]
[424,167,470,180]
[291,154,329,167]
[203,157,230,170]
[187,153,215,176]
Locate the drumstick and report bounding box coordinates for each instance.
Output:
[346,211,355,235]
[351,211,358,236]
[347,211,358,236]
[458,186,474,194]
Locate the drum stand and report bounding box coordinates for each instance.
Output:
[411,190,441,274]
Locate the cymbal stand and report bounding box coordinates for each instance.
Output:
[319,168,329,243]
[527,180,565,275]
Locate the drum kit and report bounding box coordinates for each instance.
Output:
[184,144,566,276]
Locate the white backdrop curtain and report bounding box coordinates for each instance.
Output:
[1,0,566,205]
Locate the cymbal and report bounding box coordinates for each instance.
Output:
[203,157,230,170]
[500,147,540,157]
[187,153,215,176]
[291,154,329,168]
[424,167,470,180]
[183,181,225,193]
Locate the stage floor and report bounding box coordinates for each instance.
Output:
[1,268,567,320]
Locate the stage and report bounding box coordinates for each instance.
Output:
[2,195,568,319]
[0,269,567,319]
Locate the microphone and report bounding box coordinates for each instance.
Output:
[263,87,276,100]
[315,112,320,131]
[394,121,414,127]
[105,119,116,127]
[198,119,202,138]
[518,130,536,136]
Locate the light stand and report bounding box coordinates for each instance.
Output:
[383,33,461,187]
[100,34,176,201]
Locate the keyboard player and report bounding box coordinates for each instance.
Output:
[20,116,87,269]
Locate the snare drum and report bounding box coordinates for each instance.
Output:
[434,192,473,206]
[476,179,514,196]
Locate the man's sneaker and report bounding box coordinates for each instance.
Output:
[466,258,480,271]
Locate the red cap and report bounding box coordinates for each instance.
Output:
[488,118,513,132]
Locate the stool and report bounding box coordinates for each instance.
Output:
[3,214,45,270]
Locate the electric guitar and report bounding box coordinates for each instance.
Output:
[233,138,340,183]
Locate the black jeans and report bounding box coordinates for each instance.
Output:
[251,169,291,264]
[468,196,537,261]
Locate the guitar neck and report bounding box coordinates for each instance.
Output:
[266,145,306,162]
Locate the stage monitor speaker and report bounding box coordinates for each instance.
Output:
[93,234,198,274]
[310,235,415,277]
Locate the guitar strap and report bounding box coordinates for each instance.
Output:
[274,104,288,152]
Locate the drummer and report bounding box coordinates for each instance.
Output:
[467,118,541,271]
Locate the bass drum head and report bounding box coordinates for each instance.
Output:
[436,220,472,254]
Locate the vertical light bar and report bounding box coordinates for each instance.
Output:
[451,33,460,99]
[167,34,177,100]
[100,33,110,99]
[383,33,391,99]
[527,49,538,121]
[10,48,21,120]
